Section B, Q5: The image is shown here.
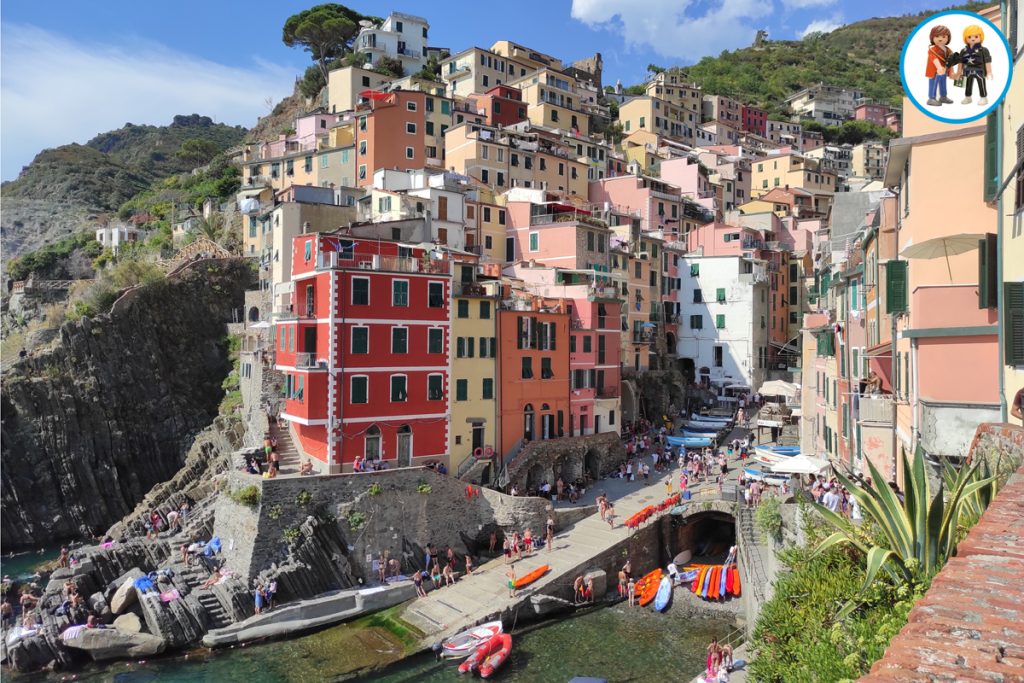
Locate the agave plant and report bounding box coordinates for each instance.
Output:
[813,451,994,618]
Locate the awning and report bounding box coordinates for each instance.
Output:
[359,89,390,100]
[548,202,591,215]
[237,188,267,198]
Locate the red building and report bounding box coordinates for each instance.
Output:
[740,104,767,137]
[277,233,453,472]
[468,85,528,127]
[854,102,894,128]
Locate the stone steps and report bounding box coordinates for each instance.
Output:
[196,591,231,629]
[270,422,302,475]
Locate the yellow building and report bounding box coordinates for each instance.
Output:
[750,152,836,214]
[645,71,702,118]
[619,96,694,144]
[509,68,589,136]
[465,196,508,262]
[327,66,393,113]
[449,268,499,473]
[1001,5,1024,422]
[489,40,563,73]
[440,46,535,98]
[850,142,886,180]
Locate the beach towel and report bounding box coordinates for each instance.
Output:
[133,576,156,594]
[160,589,181,603]
[61,625,87,641]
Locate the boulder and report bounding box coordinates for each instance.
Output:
[106,567,143,606]
[88,591,109,615]
[63,627,165,661]
[6,633,59,672]
[113,613,142,634]
[110,576,140,615]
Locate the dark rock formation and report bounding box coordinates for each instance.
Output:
[0,259,255,549]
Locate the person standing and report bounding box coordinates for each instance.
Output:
[546,516,555,552]
[953,24,993,105]
[506,565,517,598]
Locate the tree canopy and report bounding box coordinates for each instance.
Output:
[282,4,379,79]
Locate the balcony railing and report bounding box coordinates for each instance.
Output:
[596,387,619,399]
[859,394,895,424]
[295,352,327,370]
[738,272,768,285]
[453,281,497,297]
[318,252,452,274]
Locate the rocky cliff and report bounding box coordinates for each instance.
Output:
[0,259,255,549]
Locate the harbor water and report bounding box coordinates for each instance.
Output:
[15,599,737,683]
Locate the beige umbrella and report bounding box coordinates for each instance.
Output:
[759,380,799,398]
[899,233,986,280]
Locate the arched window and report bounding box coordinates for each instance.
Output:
[248,306,260,322]
[365,425,381,461]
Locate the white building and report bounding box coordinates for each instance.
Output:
[803,144,853,178]
[355,12,430,74]
[96,224,140,254]
[676,255,770,391]
[765,120,802,149]
[369,168,469,250]
[784,84,864,126]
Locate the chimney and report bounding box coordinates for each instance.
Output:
[303,221,312,233]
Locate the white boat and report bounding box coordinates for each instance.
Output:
[440,620,503,659]
[690,414,731,424]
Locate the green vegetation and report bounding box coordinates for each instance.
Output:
[218,333,242,415]
[413,52,448,81]
[813,453,994,617]
[230,484,262,507]
[295,489,314,507]
[754,495,783,543]
[282,527,302,543]
[368,483,383,496]
[282,4,381,80]
[373,56,404,79]
[416,481,432,495]
[801,119,898,146]
[268,504,284,520]
[65,257,165,321]
[7,231,102,281]
[346,511,367,529]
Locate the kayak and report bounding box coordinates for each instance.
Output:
[653,576,673,612]
[479,633,512,679]
[665,436,714,448]
[636,569,663,606]
[719,564,728,598]
[441,620,503,659]
[678,568,700,584]
[459,633,505,674]
[513,564,549,589]
[732,567,742,596]
[700,566,713,598]
[691,566,705,593]
[680,429,719,439]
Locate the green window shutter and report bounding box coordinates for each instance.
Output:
[842,405,848,438]
[886,260,908,314]
[456,379,468,401]
[1004,282,1024,365]
[715,314,725,329]
[840,347,846,377]
[983,112,998,202]
[978,234,998,308]
[482,378,494,400]
[716,288,726,302]
[894,350,901,398]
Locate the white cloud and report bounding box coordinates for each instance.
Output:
[800,18,843,37]
[782,0,837,8]
[0,25,296,181]
[570,0,774,62]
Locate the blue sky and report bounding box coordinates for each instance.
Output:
[1,0,949,181]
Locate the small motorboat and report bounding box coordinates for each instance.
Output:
[479,633,512,679]
[459,632,505,674]
[441,620,503,659]
[665,436,714,448]
[653,575,673,612]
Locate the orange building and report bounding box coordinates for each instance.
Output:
[354,90,453,186]
[497,298,571,457]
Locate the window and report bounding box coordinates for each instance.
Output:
[455,379,468,401]
[359,140,367,156]
[428,328,443,354]
[529,232,539,251]
[406,147,415,159]
[716,288,726,303]
[406,122,417,134]
[428,282,444,307]
[427,375,443,401]
[466,337,475,357]
[359,165,367,180]
[485,235,492,249]
[1005,282,1024,365]
[457,300,469,318]
[480,301,491,319]
[690,314,703,329]
[498,210,506,225]
[714,346,723,367]
[541,357,553,379]
[716,314,726,329]
[352,326,369,354]
[390,376,408,402]
[570,335,577,353]
[978,234,998,308]
[426,121,434,135]
[690,263,700,276]
[456,337,465,358]
[693,289,702,303]
[583,335,592,353]
[481,169,489,183]
[392,280,409,306]
[886,261,908,313]
[587,231,595,251]
[351,376,368,404]
[391,327,408,354]
[352,277,369,305]
[521,357,533,379]
[482,378,494,399]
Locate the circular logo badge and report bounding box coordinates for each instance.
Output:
[899,10,1013,124]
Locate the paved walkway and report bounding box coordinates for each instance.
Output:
[398,412,764,647]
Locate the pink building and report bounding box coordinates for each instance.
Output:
[853,102,892,127]
[684,222,764,257]
[658,157,716,214]
[505,200,614,271]
[588,175,683,236]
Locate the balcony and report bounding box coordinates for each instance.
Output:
[317,252,452,274]
[589,285,620,300]
[596,387,619,399]
[453,281,498,297]
[295,352,328,370]
[738,272,768,285]
[859,394,894,424]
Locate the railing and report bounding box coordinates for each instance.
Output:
[859,394,895,424]
[397,47,419,57]
[632,333,654,344]
[596,387,619,399]
[317,252,452,274]
[295,352,325,369]
[453,281,496,297]
[589,285,620,299]
[738,273,768,285]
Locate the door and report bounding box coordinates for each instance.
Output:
[303,327,317,356]
[396,427,412,467]
[594,415,601,434]
[472,423,485,452]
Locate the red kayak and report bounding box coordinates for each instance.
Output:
[459,633,504,674]
[479,633,512,679]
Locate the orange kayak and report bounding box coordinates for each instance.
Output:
[731,567,742,596]
[513,564,549,589]
[691,566,705,593]
[636,569,663,606]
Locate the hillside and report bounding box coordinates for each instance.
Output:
[655,2,990,112]
[1,115,247,264]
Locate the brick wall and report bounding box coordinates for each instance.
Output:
[861,423,1024,682]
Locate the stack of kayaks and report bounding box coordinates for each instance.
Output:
[743,467,791,485]
[635,568,663,606]
[682,421,724,433]
[459,633,506,674]
[687,564,741,600]
[624,505,657,529]
[690,414,732,425]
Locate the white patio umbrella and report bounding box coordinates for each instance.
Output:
[759,380,799,398]
[770,454,831,475]
[899,233,985,280]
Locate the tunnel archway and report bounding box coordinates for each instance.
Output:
[673,510,737,564]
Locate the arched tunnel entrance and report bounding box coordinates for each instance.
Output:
[671,511,736,565]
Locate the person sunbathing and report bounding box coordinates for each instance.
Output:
[200,568,223,589]
[299,460,314,475]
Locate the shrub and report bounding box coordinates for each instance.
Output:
[755,496,784,543]
[282,527,301,543]
[230,484,261,507]
[295,489,313,507]
[368,483,383,496]
[347,511,367,529]
[416,482,432,495]
[268,504,284,520]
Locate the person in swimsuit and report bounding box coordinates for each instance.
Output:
[523,529,533,555]
[627,577,636,606]
[503,536,512,564]
[506,566,516,598]
[413,570,427,598]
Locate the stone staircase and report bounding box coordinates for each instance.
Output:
[457,457,494,485]
[174,564,233,630]
[270,421,301,475]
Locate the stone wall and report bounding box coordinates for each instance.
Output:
[506,431,626,490]
[214,468,553,591]
[1,259,256,548]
